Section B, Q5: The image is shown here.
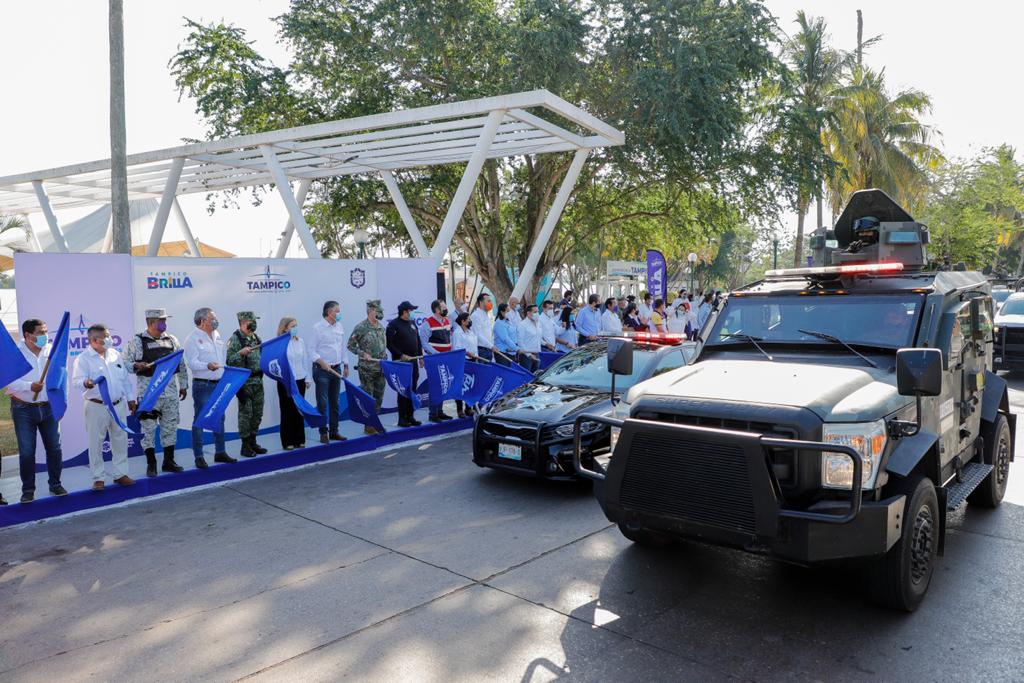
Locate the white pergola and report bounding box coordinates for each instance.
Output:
[0,90,623,298]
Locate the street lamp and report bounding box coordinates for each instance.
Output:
[687,252,697,292]
[353,228,369,259]
[771,231,779,270]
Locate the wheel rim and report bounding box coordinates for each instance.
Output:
[995,432,1011,489]
[910,505,934,585]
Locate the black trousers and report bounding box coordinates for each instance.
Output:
[397,361,419,422]
[277,378,308,448]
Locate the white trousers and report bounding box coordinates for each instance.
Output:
[84,400,130,481]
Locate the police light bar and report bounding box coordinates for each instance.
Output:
[616,331,688,346]
[765,262,905,278]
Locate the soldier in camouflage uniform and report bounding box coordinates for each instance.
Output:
[347,299,388,434]
[226,311,267,457]
[124,308,188,477]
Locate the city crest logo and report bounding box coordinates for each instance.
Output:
[246,265,292,292]
[350,267,366,289]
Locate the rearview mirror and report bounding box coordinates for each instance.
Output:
[896,348,942,397]
[607,338,634,376]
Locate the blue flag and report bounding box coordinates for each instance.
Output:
[423,349,466,405]
[344,379,385,433]
[465,361,532,406]
[45,311,70,420]
[136,349,183,413]
[194,366,251,432]
[415,380,430,408]
[462,361,498,405]
[96,376,138,434]
[260,333,325,428]
[538,351,564,371]
[381,359,421,409]
[0,318,31,391]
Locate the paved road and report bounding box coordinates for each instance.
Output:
[2,378,1024,681]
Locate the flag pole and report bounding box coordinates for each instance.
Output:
[31,354,54,401]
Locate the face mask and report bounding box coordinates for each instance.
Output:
[35,334,49,347]
[102,337,113,350]
[484,302,493,312]
[527,312,537,321]
[155,320,167,333]
[210,319,220,330]
[466,323,472,330]
[440,308,448,317]
[544,309,554,318]
[248,321,258,332]
[289,327,299,338]
[375,311,384,321]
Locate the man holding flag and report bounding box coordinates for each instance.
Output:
[418,299,454,422]
[5,318,66,503]
[124,308,188,476]
[72,324,136,491]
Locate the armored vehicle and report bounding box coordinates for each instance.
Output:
[574,189,1015,610]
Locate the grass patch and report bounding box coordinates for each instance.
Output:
[0,392,18,457]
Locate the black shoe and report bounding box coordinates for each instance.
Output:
[438,413,454,421]
[49,485,68,496]
[429,415,445,423]
[0,494,6,505]
[251,441,268,454]
[409,419,422,427]
[214,452,237,464]
[397,419,412,428]
[162,447,184,472]
[195,457,209,469]
[329,433,347,442]
[145,448,157,478]
[239,442,255,457]
[20,492,34,504]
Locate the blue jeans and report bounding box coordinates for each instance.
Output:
[313,364,341,435]
[191,379,226,457]
[11,400,63,494]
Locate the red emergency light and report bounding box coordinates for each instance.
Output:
[765,262,904,278]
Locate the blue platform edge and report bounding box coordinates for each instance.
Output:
[2,417,471,529]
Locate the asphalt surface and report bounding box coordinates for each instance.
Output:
[2,379,1024,681]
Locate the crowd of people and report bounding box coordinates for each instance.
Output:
[2,286,724,505]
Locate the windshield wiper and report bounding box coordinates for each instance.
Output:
[797,329,878,369]
[720,333,773,361]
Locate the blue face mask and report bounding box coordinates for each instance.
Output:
[289,327,299,338]
[35,334,48,348]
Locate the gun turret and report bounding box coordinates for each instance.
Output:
[829,189,929,269]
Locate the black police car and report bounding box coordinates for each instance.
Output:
[473,335,695,480]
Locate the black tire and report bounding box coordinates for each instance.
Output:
[967,414,1012,508]
[618,523,673,548]
[863,474,938,612]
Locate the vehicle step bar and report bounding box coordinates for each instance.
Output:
[945,462,993,511]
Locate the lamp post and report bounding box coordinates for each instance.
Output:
[353,228,369,259]
[772,231,779,270]
[687,252,697,292]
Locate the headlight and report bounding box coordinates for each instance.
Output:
[994,325,1000,334]
[610,425,621,452]
[555,421,602,438]
[821,419,887,490]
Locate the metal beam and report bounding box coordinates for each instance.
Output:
[510,149,589,300]
[274,178,312,258]
[429,109,505,264]
[101,214,114,253]
[380,171,429,258]
[171,199,201,257]
[260,145,321,258]
[146,157,185,257]
[31,181,69,252]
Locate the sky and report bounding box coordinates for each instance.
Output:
[1,1,1021,257]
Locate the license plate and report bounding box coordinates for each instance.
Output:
[995,357,1002,363]
[497,444,522,461]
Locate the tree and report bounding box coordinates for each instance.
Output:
[170,0,792,300]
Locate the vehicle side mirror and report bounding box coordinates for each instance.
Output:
[896,348,942,397]
[607,338,634,376]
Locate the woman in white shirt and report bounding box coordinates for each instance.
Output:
[667,301,688,334]
[452,312,479,417]
[277,317,311,451]
[556,306,579,352]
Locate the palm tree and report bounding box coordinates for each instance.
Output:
[782,11,846,266]
[825,67,943,215]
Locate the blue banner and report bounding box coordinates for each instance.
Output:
[423,349,466,405]
[381,359,421,409]
[538,351,564,371]
[344,379,385,433]
[260,333,325,428]
[96,376,138,434]
[194,366,251,432]
[45,311,70,420]
[0,317,31,391]
[462,361,497,405]
[415,380,430,408]
[647,249,667,301]
[136,349,183,413]
[464,361,532,405]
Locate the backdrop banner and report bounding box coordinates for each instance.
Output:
[14,253,436,465]
[646,249,667,301]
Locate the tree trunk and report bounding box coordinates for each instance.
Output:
[856,10,863,68]
[816,186,824,230]
[792,197,809,267]
[109,0,131,254]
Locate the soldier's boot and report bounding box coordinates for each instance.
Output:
[144,448,158,478]
[161,446,184,473]
[250,438,268,455]
[363,425,378,435]
[239,439,256,458]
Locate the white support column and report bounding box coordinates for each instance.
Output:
[147,157,185,256]
[31,180,69,253]
[171,198,201,257]
[260,145,321,258]
[23,213,44,252]
[380,171,429,258]
[101,215,114,253]
[429,109,505,264]
[510,148,589,300]
[274,178,312,258]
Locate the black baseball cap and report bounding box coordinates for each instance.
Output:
[397,301,418,312]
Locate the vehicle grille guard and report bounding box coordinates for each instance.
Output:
[572,413,863,525]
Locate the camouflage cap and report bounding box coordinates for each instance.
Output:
[236,310,260,321]
[366,299,382,310]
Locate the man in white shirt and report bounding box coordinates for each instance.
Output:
[517,305,543,372]
[600,298,624,335]
[6,318,66,503]
[71,324,136,490]
[539,300,558,352]
[308,300,350,443]
[470,293,496,361]
[184,307,235,464]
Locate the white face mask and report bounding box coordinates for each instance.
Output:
[102,336,113,350]
[544,309,554,318]
[529,312,539,321]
